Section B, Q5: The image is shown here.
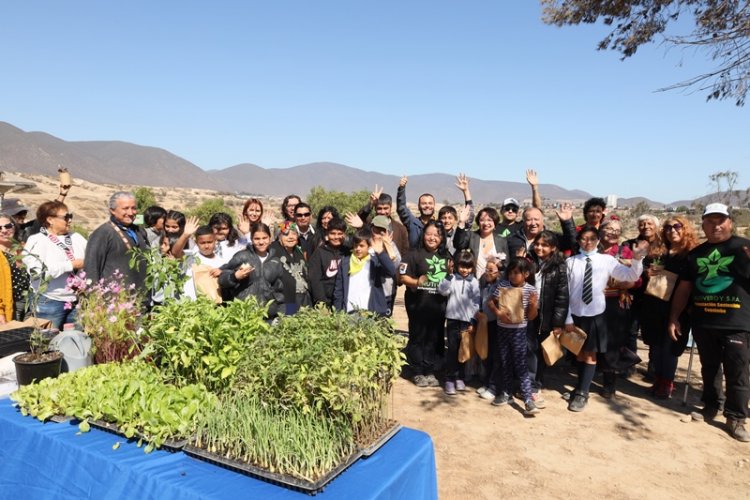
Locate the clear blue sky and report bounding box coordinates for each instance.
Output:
[1,1,747,203]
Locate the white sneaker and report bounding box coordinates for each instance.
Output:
[476,386,488,395]
[480,389,496,401]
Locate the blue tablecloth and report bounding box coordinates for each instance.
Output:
[0,400,437,499]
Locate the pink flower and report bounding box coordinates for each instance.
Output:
[64,302,73,311]
[108,315,118,323]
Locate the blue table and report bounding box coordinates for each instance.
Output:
[0,400,437,499]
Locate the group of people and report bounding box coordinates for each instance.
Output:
[1,170,748,441]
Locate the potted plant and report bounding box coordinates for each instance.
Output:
[10,249,63,386]
[12,328,63,386]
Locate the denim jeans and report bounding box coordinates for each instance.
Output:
[35,295,77,331]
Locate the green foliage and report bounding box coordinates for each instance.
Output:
[142,297,271,392]
[195,393,354,481]
[676,206,689,213]
[185,198,231,225]
[541,0,750,105]
[129,247,188,304]
[11,361,215,452]
[234,306,405,443]
[133,187,158,211]
[307,186,370,220]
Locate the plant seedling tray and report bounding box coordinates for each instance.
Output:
[183,445,361,495]
[0,327,34,358]
[88,419,188,452]
[184,423,403,495]
[48,414,75,424]
[359,420,401,457]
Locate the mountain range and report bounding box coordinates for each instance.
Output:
[1,121,661,206]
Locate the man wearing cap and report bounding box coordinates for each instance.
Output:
[496,197,522,238]
[84,191,149,289]
[669,203,750,442]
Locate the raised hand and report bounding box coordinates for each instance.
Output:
[455,173,469,194]
[236,211,250,235]
[371,236,384,254]
[556,202,574,221]
[526,169,538,188]
[184,216,200,237]
[399,175,408,188]
[344,212,364,229]
[458,204,470,226]
[370,184,384,205]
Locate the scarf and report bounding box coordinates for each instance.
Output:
[349,254,370,276]
[110,215,139,245]
[40,227,74,261]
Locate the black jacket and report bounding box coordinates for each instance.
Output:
[308,242,348,306]
[529,258,569,337]
[219,245,285,318]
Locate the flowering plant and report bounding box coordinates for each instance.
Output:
[66,270,143,363]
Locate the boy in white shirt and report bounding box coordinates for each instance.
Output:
[183,226,225,300]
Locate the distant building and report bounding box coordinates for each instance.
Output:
[606,194,618,209]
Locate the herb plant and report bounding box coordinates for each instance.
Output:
[143,296,271,392]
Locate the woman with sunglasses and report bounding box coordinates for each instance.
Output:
[0,213,31,324]
[639,215,698,399]
[22,201,87,329]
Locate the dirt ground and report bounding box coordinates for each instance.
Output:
[389,289,750,500]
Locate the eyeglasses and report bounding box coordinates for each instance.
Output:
[54,213,74,222]
[603,229,621,236]
[503,206,518,212]
[0,223,14,230]
[664,223,683,232]
[295,212,311,218]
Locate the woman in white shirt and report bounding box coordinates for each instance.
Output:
[23,201,87,329]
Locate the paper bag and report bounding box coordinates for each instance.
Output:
[458,328,474,363]
[541,332,564,366]
[474,313,489,360]
[559,326,587,355]
[498,287,524,324]
[192,264,222,304]
[644,270,678,302]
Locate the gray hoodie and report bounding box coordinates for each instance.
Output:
[437,273,481,323]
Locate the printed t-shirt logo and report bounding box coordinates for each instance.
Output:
[696,248,734,294]
[325,258,340,278]
[417,255,447,291]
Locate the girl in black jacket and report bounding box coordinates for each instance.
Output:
[527,230,569,401]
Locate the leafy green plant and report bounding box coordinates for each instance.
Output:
[235,306,405,445]
[307,186,370,221]
[129,246,188,304]
[142,296,271,392]
[12,361,215,452]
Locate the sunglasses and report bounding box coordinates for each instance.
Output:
[295,212,311,218]
[503,206,518,212]
[54,213,74,222]
[664,223,683,232]
[0,223,14,230]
